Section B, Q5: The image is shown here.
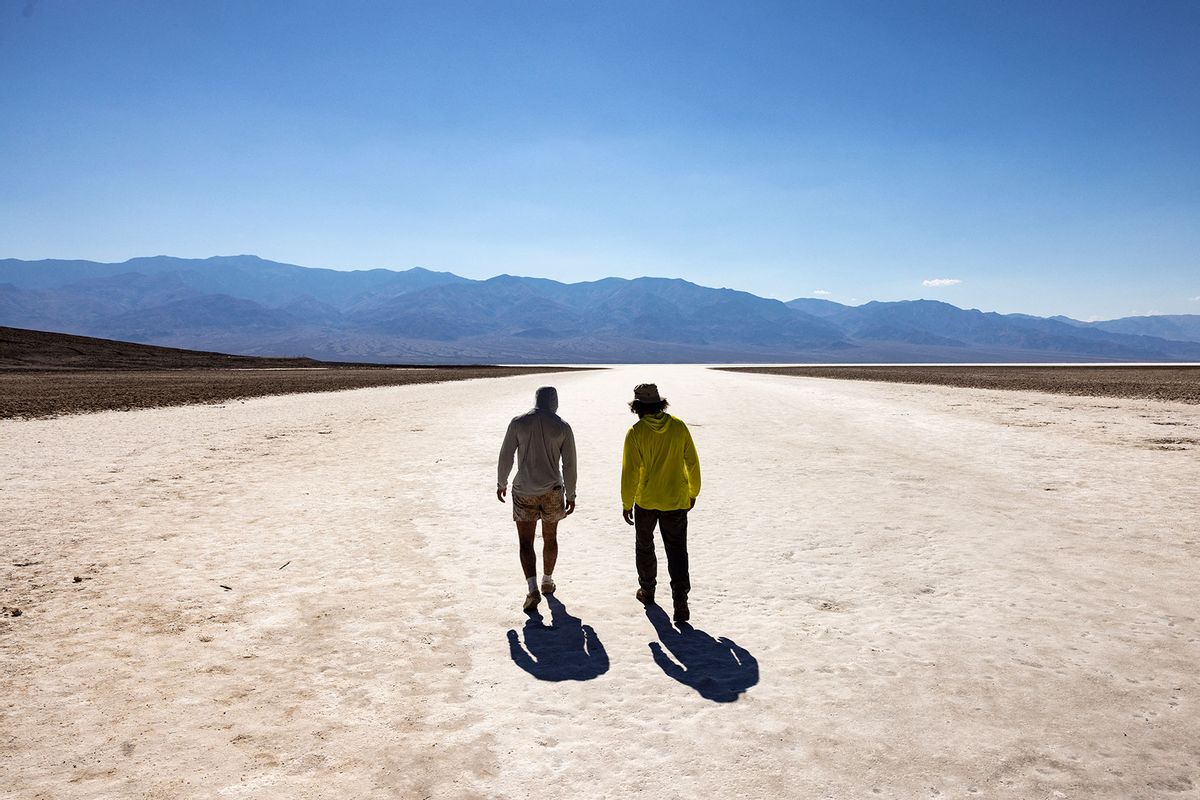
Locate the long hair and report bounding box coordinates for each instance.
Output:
[629,398,669,417]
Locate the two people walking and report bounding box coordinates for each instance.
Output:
[497,383,701,623]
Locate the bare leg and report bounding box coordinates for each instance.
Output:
[516,521,537,581]
[541,521,559,577]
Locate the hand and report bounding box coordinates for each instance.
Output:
[689,496,696,510]
[497,487,507,503]
[622,508,634,526]
[564,499,576,516]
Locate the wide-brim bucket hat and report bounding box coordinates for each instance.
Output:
[633,383,661,403]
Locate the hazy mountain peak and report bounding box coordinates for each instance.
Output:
[3,255,1200,362]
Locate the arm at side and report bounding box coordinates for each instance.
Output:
[497,419,518,491]
[620,427,641,509]
[562,422,578,500]
[683,424,701,499]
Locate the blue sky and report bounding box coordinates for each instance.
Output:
[1,1,1197,319]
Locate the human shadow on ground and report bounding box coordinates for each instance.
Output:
[507,594,610,681]
[645,603,759,702]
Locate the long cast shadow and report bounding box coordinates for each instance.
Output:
[645,603,758,702]
[507,594,610,681]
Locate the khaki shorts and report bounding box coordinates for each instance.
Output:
[512,488,567,523]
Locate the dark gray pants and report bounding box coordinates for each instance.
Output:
[634,505,690,606]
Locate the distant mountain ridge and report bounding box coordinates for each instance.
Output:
[2,255,1198,363]
[1050,313,1200,343]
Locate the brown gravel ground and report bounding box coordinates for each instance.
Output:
[716,365,1200,404]
[0,367,584,419]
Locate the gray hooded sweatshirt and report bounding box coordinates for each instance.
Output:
[497,386,578,500]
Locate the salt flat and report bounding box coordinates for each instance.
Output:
[2,365,1198,799]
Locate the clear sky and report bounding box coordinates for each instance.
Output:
[1,1,1197,319]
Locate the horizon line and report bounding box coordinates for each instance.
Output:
[2,252,1191,322]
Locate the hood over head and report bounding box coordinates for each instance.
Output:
[535,386,558,413]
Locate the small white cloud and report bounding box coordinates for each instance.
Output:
[812,289,832,297]
[922,278,962,287]
[1192,295,1200,302]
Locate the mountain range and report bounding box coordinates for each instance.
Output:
[2,255,1199,363]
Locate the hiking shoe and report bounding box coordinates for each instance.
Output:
[523,591,541,613]
[636,588,655,605]
[540,577,556,595]
[673,601,690,623]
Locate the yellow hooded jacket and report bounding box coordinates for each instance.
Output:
[621,412,701,511]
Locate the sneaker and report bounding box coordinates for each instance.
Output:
[636,587,655,605]
[540,577,556,595]
[523,591,541,613]
[672,600,690,623]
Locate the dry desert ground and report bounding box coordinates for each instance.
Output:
[2,365,1198,799]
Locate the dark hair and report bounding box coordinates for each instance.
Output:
[629,398,669,417]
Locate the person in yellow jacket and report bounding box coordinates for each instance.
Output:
[621,383,701,623]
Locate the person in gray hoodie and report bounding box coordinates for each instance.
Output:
[497,386,577,613]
